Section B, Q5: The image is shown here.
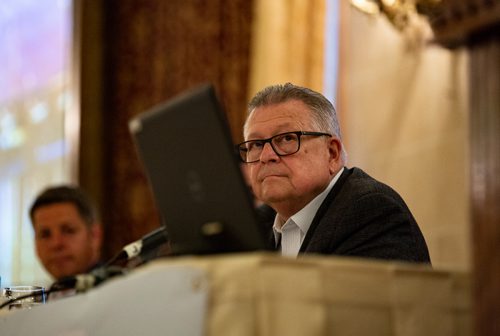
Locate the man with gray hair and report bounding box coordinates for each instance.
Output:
[237,83,430,263]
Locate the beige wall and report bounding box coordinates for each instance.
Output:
[341,8,471,270]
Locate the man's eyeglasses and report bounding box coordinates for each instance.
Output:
[236,131,332,163]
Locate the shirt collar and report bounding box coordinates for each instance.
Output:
[273,167,344,240]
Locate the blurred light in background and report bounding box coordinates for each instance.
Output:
[0,0,73,287]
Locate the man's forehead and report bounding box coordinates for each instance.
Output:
[246,101,311,137]
[33,203,84,225]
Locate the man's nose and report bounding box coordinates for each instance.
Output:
[259,142,280,162]
[48,233,65,249]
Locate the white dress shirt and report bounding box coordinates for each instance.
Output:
[273,168,344,257]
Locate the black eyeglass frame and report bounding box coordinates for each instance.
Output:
[236,131,332,163]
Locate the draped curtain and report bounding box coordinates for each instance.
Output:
[248,0,327,97]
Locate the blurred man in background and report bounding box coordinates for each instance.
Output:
[29,185,103,280]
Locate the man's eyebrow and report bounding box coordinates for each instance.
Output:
[246,124,298,140]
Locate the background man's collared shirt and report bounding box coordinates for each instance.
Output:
[273,167,344,257]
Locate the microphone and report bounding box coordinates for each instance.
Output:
[51,266,126,293]
[106,226,169,266]
[122,226,169,259]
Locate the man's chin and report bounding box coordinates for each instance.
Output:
[260,191,289,205]
[48,264,79,279]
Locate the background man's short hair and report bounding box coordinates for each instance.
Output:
[29,185,98,226]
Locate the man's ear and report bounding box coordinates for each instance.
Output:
[328,137,343,174]
[90,222,103,251]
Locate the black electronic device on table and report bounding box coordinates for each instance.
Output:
[129,84,268,255]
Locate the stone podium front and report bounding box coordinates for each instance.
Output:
[0,253,471,336]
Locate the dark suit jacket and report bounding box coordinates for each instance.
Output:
[258,167,431,263]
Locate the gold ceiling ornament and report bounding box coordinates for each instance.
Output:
[350,0,442,31]
[350,0,443,49]
[350,0,381,15]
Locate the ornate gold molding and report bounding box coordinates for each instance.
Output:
[351,0,425,32]
[350,0,500,47]
[417,0,500,47]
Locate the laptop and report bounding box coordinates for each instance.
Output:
[129,84,268,255]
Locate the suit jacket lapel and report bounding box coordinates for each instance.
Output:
[299,167,352,253]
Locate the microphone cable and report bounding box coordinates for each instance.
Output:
[0,266,126,310]
[1,227,168,310]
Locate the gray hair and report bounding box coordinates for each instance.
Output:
[245,83,346,161]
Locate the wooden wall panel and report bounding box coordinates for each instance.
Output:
[78,0,253,259]
[421,1,500,333]
[469,32,500,336]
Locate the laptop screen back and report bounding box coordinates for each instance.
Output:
[129,84,267,255]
